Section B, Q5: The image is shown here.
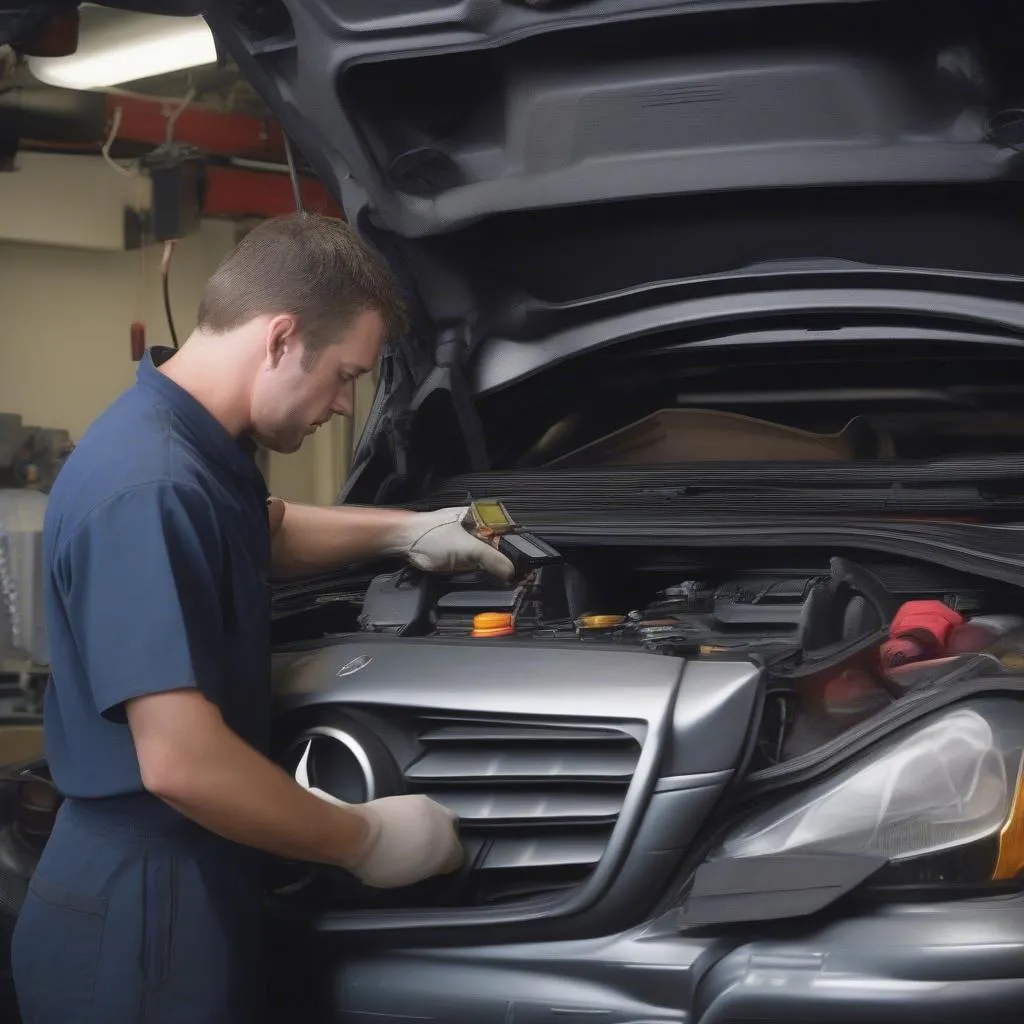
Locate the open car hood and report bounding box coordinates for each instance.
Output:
[195,0,1024,350]
[199,0,1024,240]
[201,0,1024,503]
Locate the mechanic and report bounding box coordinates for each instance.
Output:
[10,213,515,1024]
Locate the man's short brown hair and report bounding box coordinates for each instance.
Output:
[197,213,408,365]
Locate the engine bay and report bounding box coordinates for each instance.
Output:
[274,542,1024,771]
[259,537,1024,918]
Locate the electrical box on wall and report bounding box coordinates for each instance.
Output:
[142,145,206,242]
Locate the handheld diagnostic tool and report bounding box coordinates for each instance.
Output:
[461,499,561,579]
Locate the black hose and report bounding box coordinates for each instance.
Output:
[160,240,178,348]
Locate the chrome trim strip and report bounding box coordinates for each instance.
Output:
[655,770,733,793]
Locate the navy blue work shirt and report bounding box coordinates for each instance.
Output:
[42,347,272,799]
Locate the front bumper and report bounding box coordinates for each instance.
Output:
[299,892,1024,1023]
[696,891,1024,1023]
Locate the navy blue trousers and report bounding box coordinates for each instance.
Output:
[11,795,265,1024]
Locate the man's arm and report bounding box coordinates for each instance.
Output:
[269,498,514,582]
[127,688,465,887]
[268,499,417,578]
[62,482,463,888]
[126,688,373,866]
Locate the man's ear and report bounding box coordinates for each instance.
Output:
[266,315,298,369]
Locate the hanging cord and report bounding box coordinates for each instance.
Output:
[101,106,137,179]
[160,240,178,348]
[155,84,193,351]
[283,133,306,214]
[165,85,195,145]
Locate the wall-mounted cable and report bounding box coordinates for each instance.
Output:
[160,239,178,348]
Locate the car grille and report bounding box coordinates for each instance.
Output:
[405,716,645,904]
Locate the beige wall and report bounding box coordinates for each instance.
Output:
[0,221,235,441]
[0,151,152,251]
[0,153,373,506]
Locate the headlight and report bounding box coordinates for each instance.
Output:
[720,708,1011,863]
[680,700,1024,927]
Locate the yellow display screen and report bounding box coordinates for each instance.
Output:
[472,499,515,532]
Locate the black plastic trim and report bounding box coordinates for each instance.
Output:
[680,852,888,926]
[522,521,1024,590]
[472,286,1024,395]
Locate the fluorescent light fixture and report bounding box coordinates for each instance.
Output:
[28,13,217,91]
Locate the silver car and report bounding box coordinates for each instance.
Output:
[5,0,1024,1021]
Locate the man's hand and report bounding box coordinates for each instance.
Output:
[388,506,515,582]
[269,502,514,582]
[309,786,465,888]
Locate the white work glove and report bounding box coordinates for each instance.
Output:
[388,507,515,582]
[310,787,465,889]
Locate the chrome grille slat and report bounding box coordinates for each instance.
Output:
[418,725,633,744]
[474,836,607,871]
[432,789,624,825]
[405,748,638,783]
[406,716,643,896]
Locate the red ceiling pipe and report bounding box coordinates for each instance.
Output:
[106,92,285,160]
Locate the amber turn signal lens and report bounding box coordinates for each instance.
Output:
[993,760,1024,880]
[472,612,515,638]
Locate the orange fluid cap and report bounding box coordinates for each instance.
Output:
[578,615,625,630]
[472,612,515,638]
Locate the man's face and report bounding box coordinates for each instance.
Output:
[250,308,385,454]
